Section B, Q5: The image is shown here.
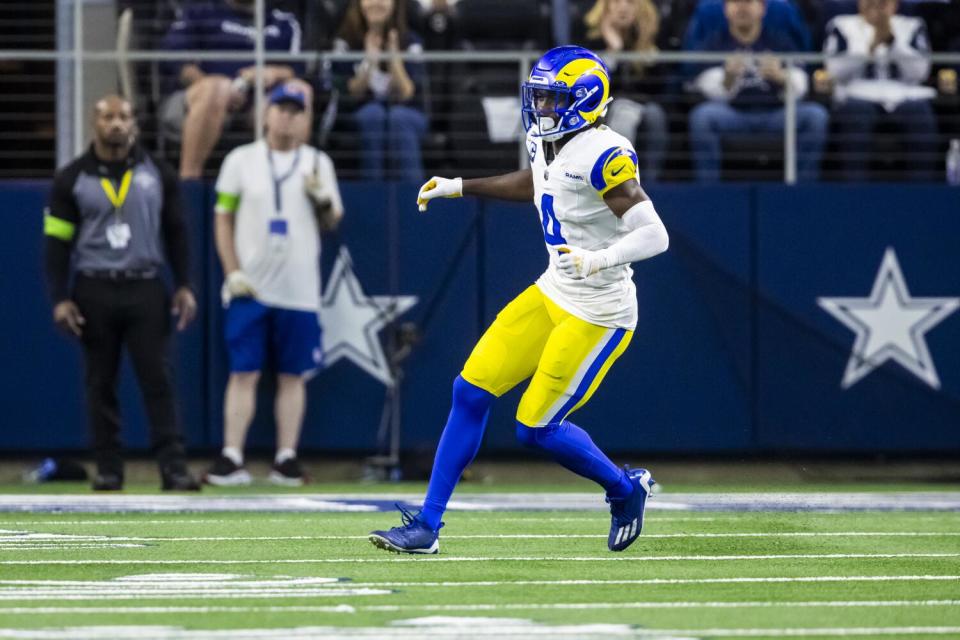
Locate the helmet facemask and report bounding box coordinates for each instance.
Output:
[521,85,575,142]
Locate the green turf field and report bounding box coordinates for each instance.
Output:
[0,484,958,638]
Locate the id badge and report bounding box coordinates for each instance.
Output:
[105,222,131,250]
[268,218,289,255]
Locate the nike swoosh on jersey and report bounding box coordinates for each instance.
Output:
[611,166,624,176]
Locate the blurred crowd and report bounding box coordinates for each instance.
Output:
[4,0,960,181]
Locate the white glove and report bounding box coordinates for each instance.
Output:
[221,270,257,306]
[556,245,608,280]
[417,176,463,212]
[304,170,332,207]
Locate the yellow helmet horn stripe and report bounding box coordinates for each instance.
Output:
[554,58,610,125]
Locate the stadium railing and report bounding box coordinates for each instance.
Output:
[1,2,958,183]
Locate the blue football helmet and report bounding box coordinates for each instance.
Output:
[521,45,613,142]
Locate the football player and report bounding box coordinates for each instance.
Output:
[370,46,668,554]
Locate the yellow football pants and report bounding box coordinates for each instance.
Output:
[461,285,633,427]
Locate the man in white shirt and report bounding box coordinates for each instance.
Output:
[823,0,938,180]
[205,83,343,486]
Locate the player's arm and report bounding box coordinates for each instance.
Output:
[44,166,86,336]
[213,193,241,277]
[417,169,533,211]
[602,178,648,218]
[44,169,80,306]
[213,151,256,302]
[557,147,668,279]
[214,193,258,303]
[463,169,534,201]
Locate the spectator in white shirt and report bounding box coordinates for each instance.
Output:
[205,83,343,487]
[823,0,937,181]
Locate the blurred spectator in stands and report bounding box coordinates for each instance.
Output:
[160,0,309,179]
[687,0,829,181]
[581,0,670,182]
[944,29,960,98]
[413,0,459,50]
[650,0,699,50]
[823,0,937,181]
[684,0,813,52]
[333,0,427,181]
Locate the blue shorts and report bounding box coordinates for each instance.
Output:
[225,299,322,376]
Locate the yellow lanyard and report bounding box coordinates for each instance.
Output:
[100,170,133,216]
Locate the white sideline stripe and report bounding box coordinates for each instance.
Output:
[0,516,723,525]
[2,531,959,543]
[0,520,241,526]
[0,589,389,601]
[0,514,953,527]
[344,575,960,588]
[0,544,144,550]
[3,575,958,590]
[0,600,958,615]
[627,628,960,637]
[1,552,958,565]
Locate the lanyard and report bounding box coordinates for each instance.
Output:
[267,148,301,216]
[100,169,133,218]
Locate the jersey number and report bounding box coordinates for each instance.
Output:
[539,194,566,246]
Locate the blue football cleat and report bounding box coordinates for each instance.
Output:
[369,504,442,554]
[606,467,655,552]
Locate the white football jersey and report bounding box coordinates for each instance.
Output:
[530,125,642,330]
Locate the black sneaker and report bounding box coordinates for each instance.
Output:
[204,455,252,486]
[161,465,201,492]
[269,457,307,487]
[92,473,123,491]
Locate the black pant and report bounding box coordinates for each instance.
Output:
[73,275,186,476]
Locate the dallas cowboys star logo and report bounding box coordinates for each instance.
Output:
[817,247,959,390]
[320,247,418,387]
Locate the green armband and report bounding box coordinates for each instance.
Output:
[44,214,75,241]
[215,192,240,213]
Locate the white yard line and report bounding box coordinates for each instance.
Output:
[0,600,958,615]
[1,514,955,527]
[2,574,958,590]
[0,625,958,639]
[627,628,960,637]
[344,574,960,588]
[0,544,144,550]
[0,589,388,601]
[0,552,957,565]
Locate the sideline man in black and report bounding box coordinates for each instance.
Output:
[44,94,201,491]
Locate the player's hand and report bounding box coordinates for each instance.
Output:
[53,300,85,337]
[221,270,257,306]
[758,55,786,85]
[304,170,331,207]
[417,176,463,212]
[171,286,197,332]
[556,245,607,280]
[304,172,342,231]
[723,55,747,90]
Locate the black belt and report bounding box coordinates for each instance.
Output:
[79,268,159,281]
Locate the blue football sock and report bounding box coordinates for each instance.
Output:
[516,420,632,499]
[420,376,495,530]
